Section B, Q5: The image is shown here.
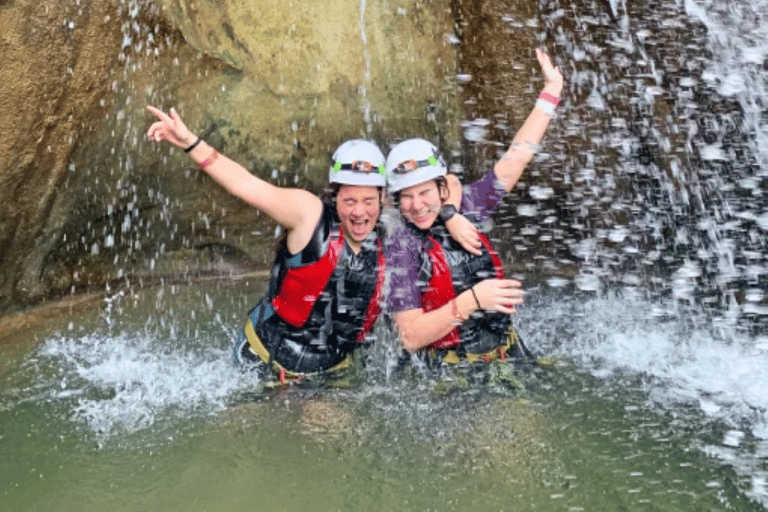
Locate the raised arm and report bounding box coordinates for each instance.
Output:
[443,173,482,255]
[494,48,563,192]
[146,106,322,250]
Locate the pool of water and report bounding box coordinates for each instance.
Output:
[1,278,765,511]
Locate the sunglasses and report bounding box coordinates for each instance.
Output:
[333,160,386,175]
[392,155,440,175]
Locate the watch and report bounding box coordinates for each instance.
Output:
[438,204,458,223]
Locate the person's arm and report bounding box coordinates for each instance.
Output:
[494,48,563,192]
[443,174,482,255]
[445,174,462,208]
[146,106,322,251]
[393,279,525,352]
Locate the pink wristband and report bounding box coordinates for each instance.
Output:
[538,92,560,107]
[199,148,219,169]
[451,298,465,325]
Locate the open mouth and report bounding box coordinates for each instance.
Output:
[348,218,371,237]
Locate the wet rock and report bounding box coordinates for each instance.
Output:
[0,0,123,310]
[0,0,460,313]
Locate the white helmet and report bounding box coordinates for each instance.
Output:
[328,140,386,187]
[385,138,447,193]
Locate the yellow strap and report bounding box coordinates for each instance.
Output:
[441,351,462,364]
[433,326,518,365]
[243,318,352,379]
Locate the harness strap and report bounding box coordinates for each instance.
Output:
[429,325,521,365]
[243,317,353,381]
[478,233,505,279]
[356,239,385,343]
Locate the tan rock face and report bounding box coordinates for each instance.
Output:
[0,0,460,312]
[0,0,122,309]
[151,0,461,168]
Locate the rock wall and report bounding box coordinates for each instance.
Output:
[0,0,461,312]
[0,0,123,310]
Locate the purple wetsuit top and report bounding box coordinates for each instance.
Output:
[386,170,506,312]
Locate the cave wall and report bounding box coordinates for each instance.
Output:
[0,0,461,312]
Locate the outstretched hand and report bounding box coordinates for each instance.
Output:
[535,48,563,96]
[146,106,196,149]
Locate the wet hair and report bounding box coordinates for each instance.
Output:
[320,182,344,209]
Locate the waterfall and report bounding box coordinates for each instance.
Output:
[527,0,767,325]
[359,0,374,135]
[3,0,768,508]
[520,0,768,503]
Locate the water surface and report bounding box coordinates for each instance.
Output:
[1,278,764,510]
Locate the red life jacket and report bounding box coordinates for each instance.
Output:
[421,232,504,350]
[271,226,384,343]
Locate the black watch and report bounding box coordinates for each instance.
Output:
[438,204,458,223]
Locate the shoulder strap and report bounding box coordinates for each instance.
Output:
[356,239,385,343]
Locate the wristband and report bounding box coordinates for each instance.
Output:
[438,204,458,223]
[450,298,465,325]
[535,99,556,117]
[538,91,560,106]
[470,286,482,310]
[199,148,219,169]
[184,137,201,153]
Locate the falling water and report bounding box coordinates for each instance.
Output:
[494,0,768,503]
[359,0,374,135]
[3,0,768,509]
[521,0,768,317]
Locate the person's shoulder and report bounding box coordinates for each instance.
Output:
[386,227,416,251]
[382,210,413,240]
[468,168,505,191]
[393,225,425,248]
[384,224,422,265]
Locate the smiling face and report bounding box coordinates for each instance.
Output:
[397,180,443,230]
[335,184,381,249]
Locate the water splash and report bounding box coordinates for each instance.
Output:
[518,291,768,504]
[37,333,250,434]
[527,292,766,430]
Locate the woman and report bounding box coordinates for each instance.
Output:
[385,48,563,365]
[146,106,476,383]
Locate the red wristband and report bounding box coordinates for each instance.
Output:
[199,148,219,169]
[538,92,560,107]
[451,298,465,325]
